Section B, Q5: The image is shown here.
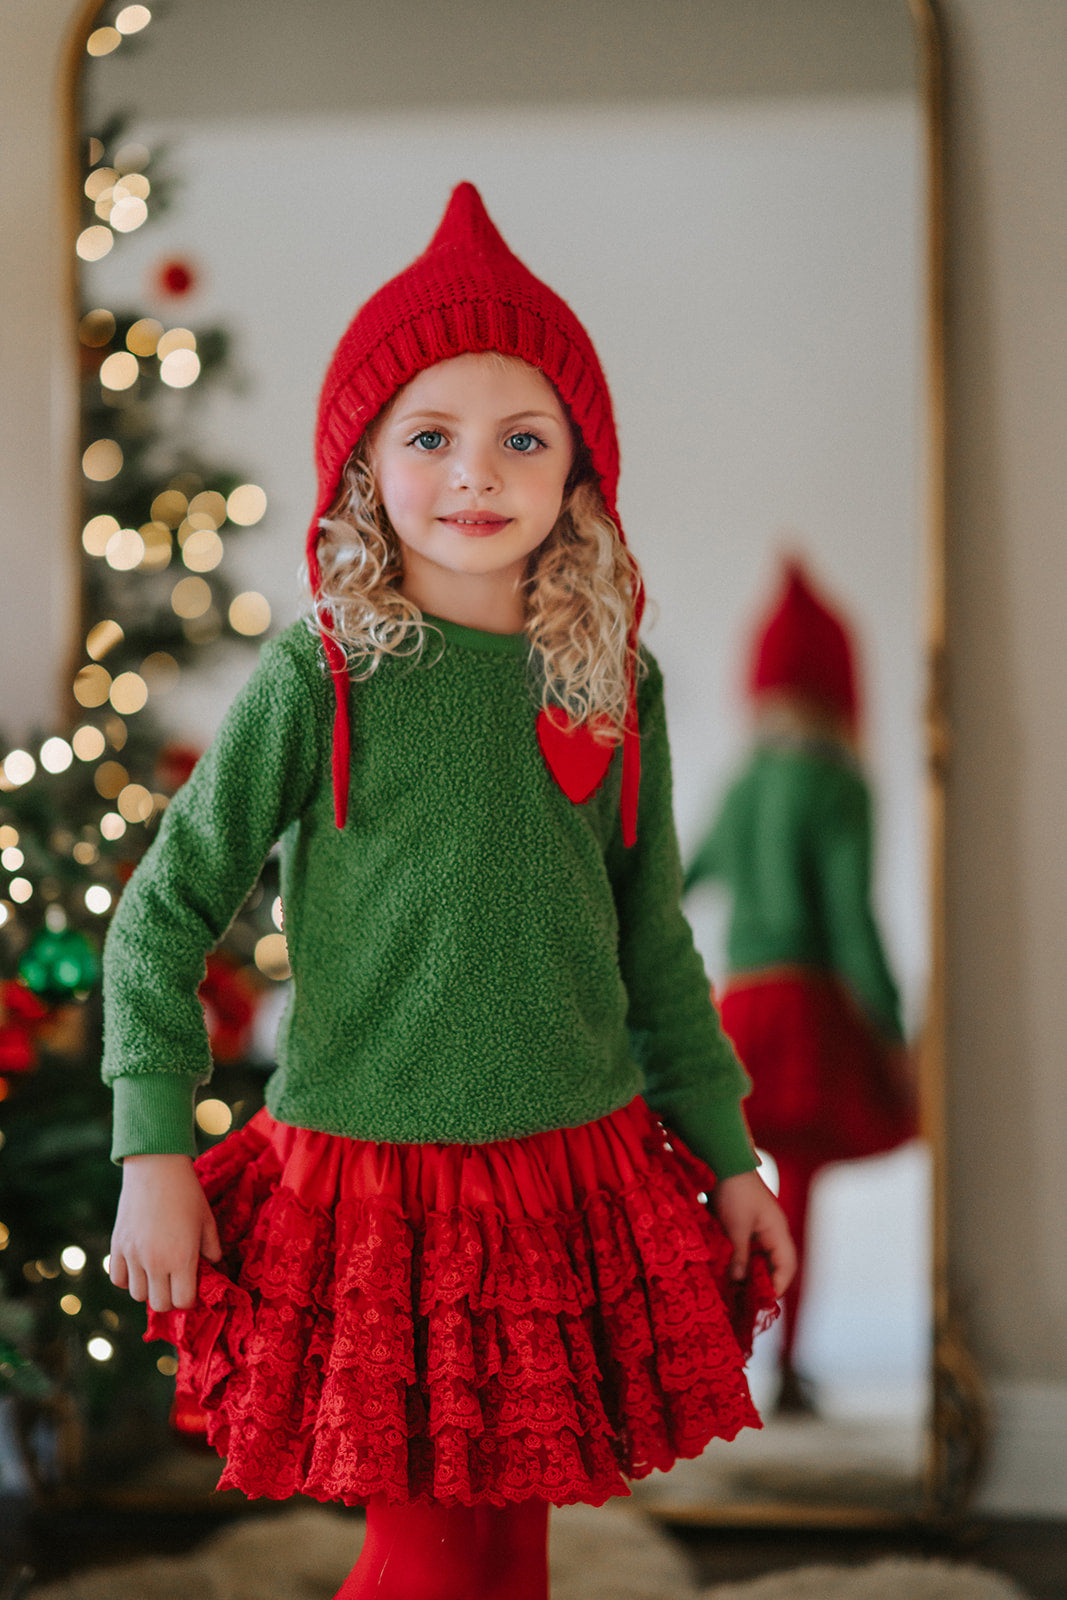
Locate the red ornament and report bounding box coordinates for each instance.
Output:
[156,740,202,793]
[198,951,259,1062]
[0,980,49,1076]
[152,256,200,300]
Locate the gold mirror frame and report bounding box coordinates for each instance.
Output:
[58,0,985,1527]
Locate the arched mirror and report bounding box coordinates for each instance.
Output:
[69,0,954,1525]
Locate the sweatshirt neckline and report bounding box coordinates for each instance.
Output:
[423,611,528,658]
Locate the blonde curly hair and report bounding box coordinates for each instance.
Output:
[309,425,643,745]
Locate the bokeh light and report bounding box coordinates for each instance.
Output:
[127,317,163,357]
[117,783,153,823]
[72,725,107,762]
[171,576,212,619]
[82,514,120,557]
[79,308,116,347]
[254,933,291,981]
[40,737,73,774]
[160,348,200,388]
[229,591,272,636]
[2,750,36,787]
[100,351,139,390]
[93,761,127,799]
[226,484,267,526]
[195,1099,234,1136]
[116,5,152,34]
[105,527,145,571]
[110,672,149,716]
[86,27,121,56]
[86,620,124,660]
[82,439,123,481]
[76,225,113,262]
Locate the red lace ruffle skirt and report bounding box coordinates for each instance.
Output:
[147,1096,778,1507]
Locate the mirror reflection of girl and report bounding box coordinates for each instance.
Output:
[103,185,794,1600]
[685,559,916,1416]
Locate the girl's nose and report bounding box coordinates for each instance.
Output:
[451,444,502,495]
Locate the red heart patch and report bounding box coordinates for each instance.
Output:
[536,707,615,804]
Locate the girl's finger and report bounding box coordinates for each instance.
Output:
[201,1211,222,1263]
[126,1261,149,1304]
[171,1259,198,1312]
[109,1250,129,1290]
[146,1269,173,1315]
[730,1234,750,1282]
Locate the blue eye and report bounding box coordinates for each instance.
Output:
[507,432,543,453]
[411,430,445,450]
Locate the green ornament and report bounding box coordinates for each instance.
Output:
[18,927,100,1000]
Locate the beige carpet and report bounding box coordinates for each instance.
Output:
[29,1503,1030,1600]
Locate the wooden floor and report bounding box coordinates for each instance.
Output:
[1,1499,1065,1599]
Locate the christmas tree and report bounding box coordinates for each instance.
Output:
[0,79,288,1487]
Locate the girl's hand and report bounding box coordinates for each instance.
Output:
[109,1153,222,1313]
[712,1169,797,1299]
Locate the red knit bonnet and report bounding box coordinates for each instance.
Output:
[748,557,860,730]
[307,182,644,842]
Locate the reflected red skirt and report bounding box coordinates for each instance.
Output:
[719,970,917,1166]
[147,1096,777,1507]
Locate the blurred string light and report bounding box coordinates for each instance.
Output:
[82,439,122,481]
[86,620,123,660]
[85,885,113,915]
[227,484,267,526]
[40,738,74,774]
[196,1099,233,1136]
[230,592,272,636]
[66,84,279,872]
[116,5,152,33]
[85,9,152,61]
[255,933,290,981]
[2,750,36,787]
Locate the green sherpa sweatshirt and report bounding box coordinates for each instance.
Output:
[685,740,904,1041]
[102,614,756,1175]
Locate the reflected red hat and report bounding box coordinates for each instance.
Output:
[307,182,643,841]
[748,557,860,728]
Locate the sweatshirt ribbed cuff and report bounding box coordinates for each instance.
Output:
[109,1073,201,1162]
[699,1096,760,1179]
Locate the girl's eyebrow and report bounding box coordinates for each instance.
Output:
[394,407,565,427]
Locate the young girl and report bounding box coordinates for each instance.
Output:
[685,558,915,1414]
[104,183,794,1600]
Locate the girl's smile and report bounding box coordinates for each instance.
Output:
[369,352,574,630]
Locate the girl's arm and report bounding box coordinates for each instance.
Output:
[101,626,328,1163]
[109,1154,222,1313]
[607,653,756,1178]
[814,769,905,1043]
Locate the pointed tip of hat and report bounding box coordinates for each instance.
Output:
[779,552,815,597]
[428,181,510,258]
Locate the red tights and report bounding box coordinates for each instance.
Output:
[772,1152,821,1367]
[334,1495,550,1600]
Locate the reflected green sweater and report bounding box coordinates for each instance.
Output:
[685,740,903,1041]
[103,616,756,1174]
